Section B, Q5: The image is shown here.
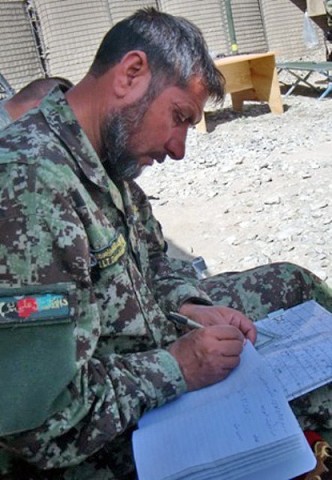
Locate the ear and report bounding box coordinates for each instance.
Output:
[113,51,151,99]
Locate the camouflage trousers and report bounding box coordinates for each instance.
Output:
[2,261,332,479]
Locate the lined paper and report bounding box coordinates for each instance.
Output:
[256,300,332,400]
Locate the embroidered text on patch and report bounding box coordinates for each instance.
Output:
[0,294,69,324]
[93,235,126,269]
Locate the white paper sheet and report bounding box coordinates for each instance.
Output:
[133,342,315,480]
[256,300,332,400]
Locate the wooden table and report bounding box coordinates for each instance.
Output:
[197,52,284,133]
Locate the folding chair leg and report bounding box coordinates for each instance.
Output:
[283,70,316,96]
[319,82,332,99]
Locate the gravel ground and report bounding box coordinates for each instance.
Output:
[138,86,332,287]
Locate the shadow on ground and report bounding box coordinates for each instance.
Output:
[203,79,332,133]
[204,103,291,133]
[279,83,329,98]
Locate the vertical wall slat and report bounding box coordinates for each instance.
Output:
[159,0,229,56]
[107,1,158,24]
[31,0,112,84]
[0,0,44,93]
[259,0,325,59]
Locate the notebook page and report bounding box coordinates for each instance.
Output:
[133,342,314,480]
[256,300,332,400]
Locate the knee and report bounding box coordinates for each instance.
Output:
[271,261,324,284]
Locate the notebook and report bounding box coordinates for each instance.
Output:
[133,340,316,480]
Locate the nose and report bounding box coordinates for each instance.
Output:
[165,126,188,160]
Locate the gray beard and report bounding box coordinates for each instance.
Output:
[100,87,157,182]
[100,113,143,182]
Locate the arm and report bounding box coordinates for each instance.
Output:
[128,182,256,343]
[1,202,247,468]
[0,184,186,469]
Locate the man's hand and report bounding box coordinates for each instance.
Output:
[179,303,257,344]
[168,325,244,391]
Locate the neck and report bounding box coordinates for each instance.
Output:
[65,74,103,154]
[5,99,38,122]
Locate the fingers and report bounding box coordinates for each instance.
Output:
[177,303,257,344]
[241,323,257,344]
[216,307,257,343]
[208,324,244,342]
[168,325,245,392]
[226,311,257,344]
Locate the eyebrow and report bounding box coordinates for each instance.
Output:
[175,102,200,126]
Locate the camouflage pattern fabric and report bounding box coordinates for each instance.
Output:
[326,0,332,27]
[0,101,11,131]
[0,86,211,479]
[200,262,332,320]
[0,86,331,479]
[199,262,332,440]
[325,0,332,60]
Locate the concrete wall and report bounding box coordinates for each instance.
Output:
[0,0,329,94]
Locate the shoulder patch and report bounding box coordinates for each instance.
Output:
[0,293,69,326]
[91,234,126,269]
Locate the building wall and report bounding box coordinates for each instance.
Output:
[228,0,267,54]
[260,0,326,60]
[108,1,158,24]
[31,0,112,85]
[158,0,229,56]
[0,0,329,94]
[0,0,44,93]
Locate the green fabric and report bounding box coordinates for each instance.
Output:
[0,88,196,472]
[0,284,76,435]
[277,61,332,71]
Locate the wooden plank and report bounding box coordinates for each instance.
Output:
[197,52,283,132]
[218,62,253,93]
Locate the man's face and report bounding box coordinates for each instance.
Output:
[100,77,208,181]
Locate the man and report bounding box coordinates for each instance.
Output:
[325,0,332,59]
[0,76,73,129]
[325,0,332,26]
[0,8,331,480]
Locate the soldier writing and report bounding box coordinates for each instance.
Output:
[0,8,331,480]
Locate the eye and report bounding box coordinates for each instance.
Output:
[173,110,187,127]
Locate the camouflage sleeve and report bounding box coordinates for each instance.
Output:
[326,0,332,26]
[130,182,213,313]
[0,181,186,469]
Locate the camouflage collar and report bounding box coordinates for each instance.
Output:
[39,86,125,214]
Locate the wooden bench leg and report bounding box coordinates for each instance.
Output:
[249,57,283,114]
[195,112,207,133]
[231,89,257,112]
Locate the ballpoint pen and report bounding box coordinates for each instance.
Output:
[167,311,203,329]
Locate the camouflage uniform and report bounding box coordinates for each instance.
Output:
[0,86,331,479]
[0,87,212,479]
[326,0,332,27]
[325,0,332,60]
[0,100,11,131]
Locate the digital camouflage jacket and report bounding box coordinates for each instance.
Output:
[0,87,212,470]
[0,101,11,132]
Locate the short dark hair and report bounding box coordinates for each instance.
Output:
[90,8,224,103]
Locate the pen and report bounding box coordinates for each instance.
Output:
[167,311,203,329]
